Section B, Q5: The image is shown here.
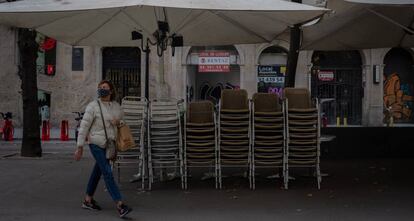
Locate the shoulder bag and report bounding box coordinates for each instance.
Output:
[97,100,117,161]
[116,121,136,152]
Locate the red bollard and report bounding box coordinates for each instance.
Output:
[41,120,50,141]
[6,122,13,141]
[60,120,69,141]
[2,120,14,141]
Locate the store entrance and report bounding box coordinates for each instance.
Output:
[186,46,240,105]
[257,46,288,97]
[102,47,141,102]
[311,50,363,125]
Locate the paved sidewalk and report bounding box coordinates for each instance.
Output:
[0,142,413,221]
[11,127,76,140]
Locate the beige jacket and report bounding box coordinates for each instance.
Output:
[76,100,124,148]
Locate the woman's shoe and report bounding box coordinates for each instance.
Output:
[117,204,132,218]
[82,199,102,211]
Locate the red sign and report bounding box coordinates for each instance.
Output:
[47,65,55,75]
[198,51,230,73]
[41,38,56,51]
[318,71,334,81]
[199,65,230,72]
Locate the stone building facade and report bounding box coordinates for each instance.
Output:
[1,25,413,128]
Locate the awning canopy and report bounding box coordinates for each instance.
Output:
[302,0,414,50]
[0,0,328,46]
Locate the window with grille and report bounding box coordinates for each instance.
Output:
[311,51,363,125]
[102,47,141,102]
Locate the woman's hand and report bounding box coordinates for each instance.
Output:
[111,119,120,127]
[74,146,83,161]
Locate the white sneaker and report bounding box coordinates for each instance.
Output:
[167,172,179,181]
[266,174,280,179]
[201,172,215,180]
[129,173,142,183]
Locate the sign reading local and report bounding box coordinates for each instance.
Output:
[257,65,286,83]
[258,66,279,75]
[257,65,286,95]
[198,51,230,72]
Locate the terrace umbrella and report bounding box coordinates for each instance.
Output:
[302,0,414,50]
[0,0,328,46]
[0,0,328,97]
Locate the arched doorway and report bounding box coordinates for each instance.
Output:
[102,47,141,102]
[311,51,363,125]
[186,45,240,104]
[383,48,414,124]
[257,46,288,97]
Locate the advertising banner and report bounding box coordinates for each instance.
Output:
[257,65,286,96]
[198,51,230,72]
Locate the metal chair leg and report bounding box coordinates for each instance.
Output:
[141,154,146,190]
[219,161,223,189]
[180,160,185,190]
[148,163,153,190]
[284,164,289,190]
[215,161,218,189]
[252,162,256,190]
[316,164,321,190]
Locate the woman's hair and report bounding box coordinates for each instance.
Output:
[98,80,116,101]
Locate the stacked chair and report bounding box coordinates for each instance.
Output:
[148,98,184,190]
[218,89,251,189]
[116,96,147,190]
[116,88,323,191]
[184,101,218,189]
[284,88,321,189]
[251,93,286,189]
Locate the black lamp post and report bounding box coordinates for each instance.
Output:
[131,20,184,99]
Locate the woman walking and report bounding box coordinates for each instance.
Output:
[74,80,132,218]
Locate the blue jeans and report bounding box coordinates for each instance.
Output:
[86,144,122,202]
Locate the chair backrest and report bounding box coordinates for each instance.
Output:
[121,97,148,120]
[208,83,223,103]
[187,101,214,123]
[150,98,179,117]
[252,93,281,112]
[220,89,249,110]
[121,97,148,144]
[284,88,312,109]
[199,82,211,100]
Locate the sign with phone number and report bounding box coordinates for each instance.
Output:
[198,51,230,72]
[258,77,284,83]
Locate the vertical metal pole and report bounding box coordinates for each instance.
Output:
[145,43,150,99]
[285,0,302,88]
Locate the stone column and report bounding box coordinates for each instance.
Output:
[363,48,388,126]
[237,44,256,98]
[295,50,313,89]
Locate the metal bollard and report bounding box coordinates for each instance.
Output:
[41,120,50,141]
[60,120,69,141]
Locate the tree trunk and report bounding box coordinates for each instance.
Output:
[285,0,302,88]
[18,28,42,157]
